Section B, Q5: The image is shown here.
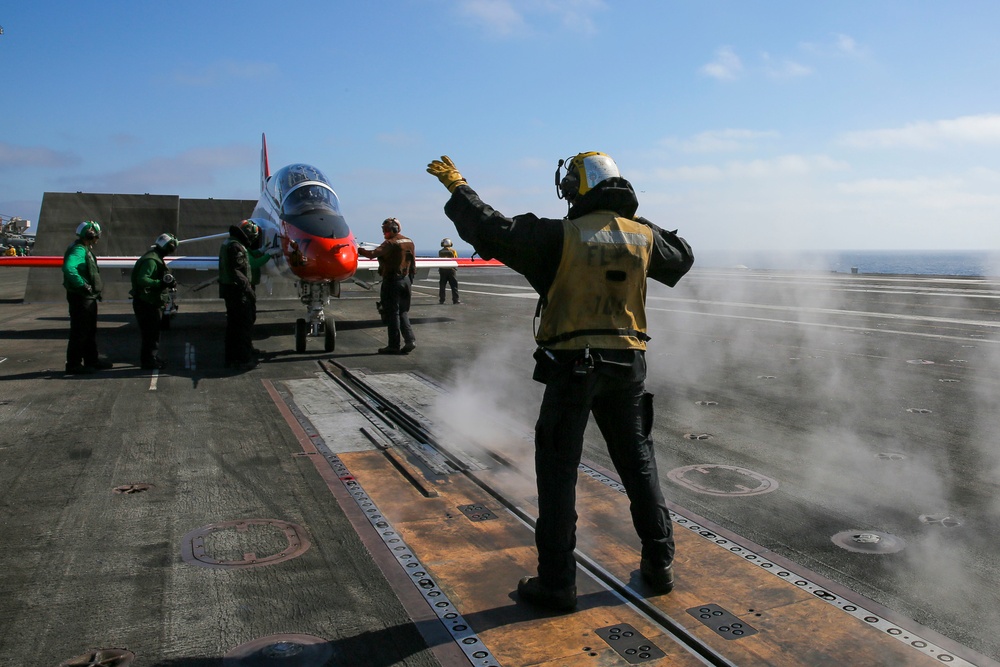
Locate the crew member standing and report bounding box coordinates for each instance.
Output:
[358,217,416,354]
[219,220,260,369]
[437,237,461,304]
[427,152,694,611]
[130,233,177,370]
[62,221,112,374]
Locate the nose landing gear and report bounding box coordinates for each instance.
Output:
[295,281,338,353]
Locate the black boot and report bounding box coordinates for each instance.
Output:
[516,576,577,612]
[640,559,674,594]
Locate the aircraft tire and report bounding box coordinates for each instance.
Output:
[324,319,336,352]
[295,318,307,353]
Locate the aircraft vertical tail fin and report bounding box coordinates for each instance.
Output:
[260,133,270,194]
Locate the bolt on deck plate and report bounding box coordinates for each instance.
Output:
[457,503,496,521]
[687,604,758,640]
[595,623,666,663]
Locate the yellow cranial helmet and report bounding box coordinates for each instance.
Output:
[556,152,620,202]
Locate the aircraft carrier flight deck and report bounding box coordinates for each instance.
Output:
[2,264,999,666]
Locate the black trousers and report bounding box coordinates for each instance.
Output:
[66,294,99,368]
[132,299,163,366]
[533,369,673,588]
[223,292,256,365]
[380,275,414,349]
[438,269,459,303]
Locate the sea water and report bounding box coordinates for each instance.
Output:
[425,249,1000,278]
[695,250,1000,278]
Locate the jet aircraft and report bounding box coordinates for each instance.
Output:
[0,134,500,353]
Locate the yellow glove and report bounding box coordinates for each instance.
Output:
[427,155,467,192]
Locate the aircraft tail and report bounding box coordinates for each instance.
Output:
[260,133,270,194]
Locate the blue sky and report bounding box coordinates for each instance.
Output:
[3,1,1000,253]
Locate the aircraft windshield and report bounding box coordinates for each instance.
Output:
[282,183,342,217]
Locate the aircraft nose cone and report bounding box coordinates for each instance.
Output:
[316,240,357,282]
[286,234,357,282]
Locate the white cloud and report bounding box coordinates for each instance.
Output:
[800,33,867,59]
[647,154,848,183]
[664,129,779,154]
[730,154,848,177]
[64,144,256,193]
[457,0,526,36]
[761,52,812,79]
[841,114,1000,149]
[0,142,80,170]
[834,33,863,57]
[455,0,606,37]
[700,46,743,81]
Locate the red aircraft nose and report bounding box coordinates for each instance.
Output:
[283,230,358,283]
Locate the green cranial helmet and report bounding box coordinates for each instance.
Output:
[76,220,102,240]
[556,151,621,202]
[155,233,178,254]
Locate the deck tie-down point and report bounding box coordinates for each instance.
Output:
[595,623,666,663]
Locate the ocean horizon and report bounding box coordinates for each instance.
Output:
[692,250,1000,278]
[423,249,1000,278]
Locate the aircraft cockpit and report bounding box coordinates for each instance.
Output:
[272,164,350,239]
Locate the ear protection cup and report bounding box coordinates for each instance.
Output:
[383,217,401,234]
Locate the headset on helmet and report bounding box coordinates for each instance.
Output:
[154,233,178,254]
[76,220,101,240]
[555,151,621,202]
[382,217,401,234]
[441,238,453,248]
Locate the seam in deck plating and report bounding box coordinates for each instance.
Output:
[580,465,974,666]
[276,385,500,667]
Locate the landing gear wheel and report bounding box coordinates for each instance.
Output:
[324,319,336,352]
[295,318,307,353]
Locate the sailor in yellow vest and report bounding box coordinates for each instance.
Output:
[428,152,694,612]
[437,237,461,304]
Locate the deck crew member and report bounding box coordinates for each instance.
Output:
[427,152,694,611]
[358,217,417,354]
[62,221,113,375]
[130,233,177,370]
[437,237,461,304]
[219,220,260,370]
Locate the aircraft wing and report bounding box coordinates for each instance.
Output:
[0,255,220,270]
[355,257,504,271]
[353,255,503,287]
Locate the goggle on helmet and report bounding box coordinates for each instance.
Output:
[76,220,102,240]
[239,219,260,243]
[155,233,178,253]
[555,152,621,202]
